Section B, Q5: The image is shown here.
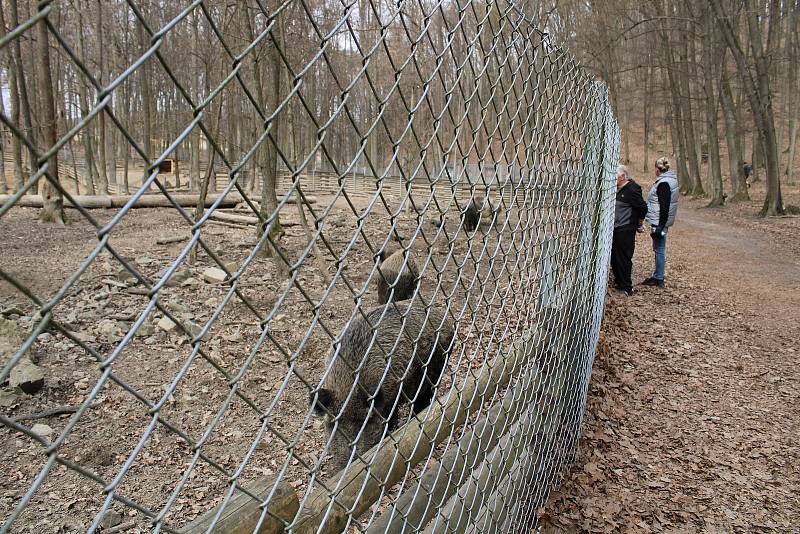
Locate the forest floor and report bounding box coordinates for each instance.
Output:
[542,189,800,532]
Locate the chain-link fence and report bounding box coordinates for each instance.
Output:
[0,0,618,532]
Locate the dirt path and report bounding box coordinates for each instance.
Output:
[543,203,800,532]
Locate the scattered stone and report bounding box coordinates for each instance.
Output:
[59,518,85,532]
[224,262,238,273]
[1,317,27,364]
[69,331,97,344]
[163,267,191,287]
[97,319,121,342]
[186,322,200,337]
[99,320,118,335]
[328,214,349,228]
[126,287,150,296]
[181,277,199,287]
[202,267,228,284]
[115,268,136,283]
[0,306,24,319]
[157,316,177,332]
[135,256,154,267]
[30,423,54,440]
[10,359,45,394]
[135,323,155,337]
[0,389,18,408]
[225,330,242,343]
[37,333,52,343]
[101,278,129,289]
[170,301,189,315]
[100,511,123,529]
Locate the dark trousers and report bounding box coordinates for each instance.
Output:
[611,229,636,292]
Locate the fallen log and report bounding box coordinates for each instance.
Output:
[156,235,189,245]
[233,195,318,211]
[0,193,245,210]
[209,211,260,225]
[179,476,299,534]
[210,211,300,227]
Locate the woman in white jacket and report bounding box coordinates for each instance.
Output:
[642,157,679,288]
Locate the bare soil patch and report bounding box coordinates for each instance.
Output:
[1,194,536,532]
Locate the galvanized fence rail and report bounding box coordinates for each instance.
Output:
[0,0,618,532]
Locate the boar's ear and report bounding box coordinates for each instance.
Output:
[377,249,388,263]
[311,388,334,416]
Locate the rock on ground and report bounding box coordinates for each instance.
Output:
[9,359,45,394]
[30,423,54,440]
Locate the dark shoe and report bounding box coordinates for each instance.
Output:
[641,277,665,288]
[614,288,633,297]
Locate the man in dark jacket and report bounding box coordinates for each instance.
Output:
[611,165,647,296]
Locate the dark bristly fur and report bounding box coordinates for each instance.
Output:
[376,248,419,304]
[310,300,454,472]
[462,196,483,233]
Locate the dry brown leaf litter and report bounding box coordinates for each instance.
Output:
[541,197,800,533]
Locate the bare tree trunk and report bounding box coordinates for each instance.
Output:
[719,63,749,201]
[654,4,691,193]
[8,68,24,192]
[10,0,36,189]
[0,124,6,194]
[36,16,65,224]
[667,73,691,192]
[788,114,798,184]
[703,12,724,207]
[137,20,153,192]
[95,0,109,191]
[0,4,23,193]
[0,68,8,193]
[247,13,286,274]
[623,101,631,164]
[190,109,221,265]
[784,5,798,184]
[751,136,762,183]
[190,9,200,193]
[174,153,181,189]
[120,17,132,196]
[678,8,704,196]
[77,8,101,195]
[279,18,330,285]
[122,137,130,195]
[643,60,652,173]
[712,0,784,215]
[68,137,81,195]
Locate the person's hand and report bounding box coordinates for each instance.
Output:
[652,225,665,236]
[637,224,645,234]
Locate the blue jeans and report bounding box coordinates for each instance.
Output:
[651,228,668,280]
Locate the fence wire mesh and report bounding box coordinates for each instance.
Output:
[0,0,619,532]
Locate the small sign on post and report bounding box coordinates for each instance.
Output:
[158,159,175,174]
